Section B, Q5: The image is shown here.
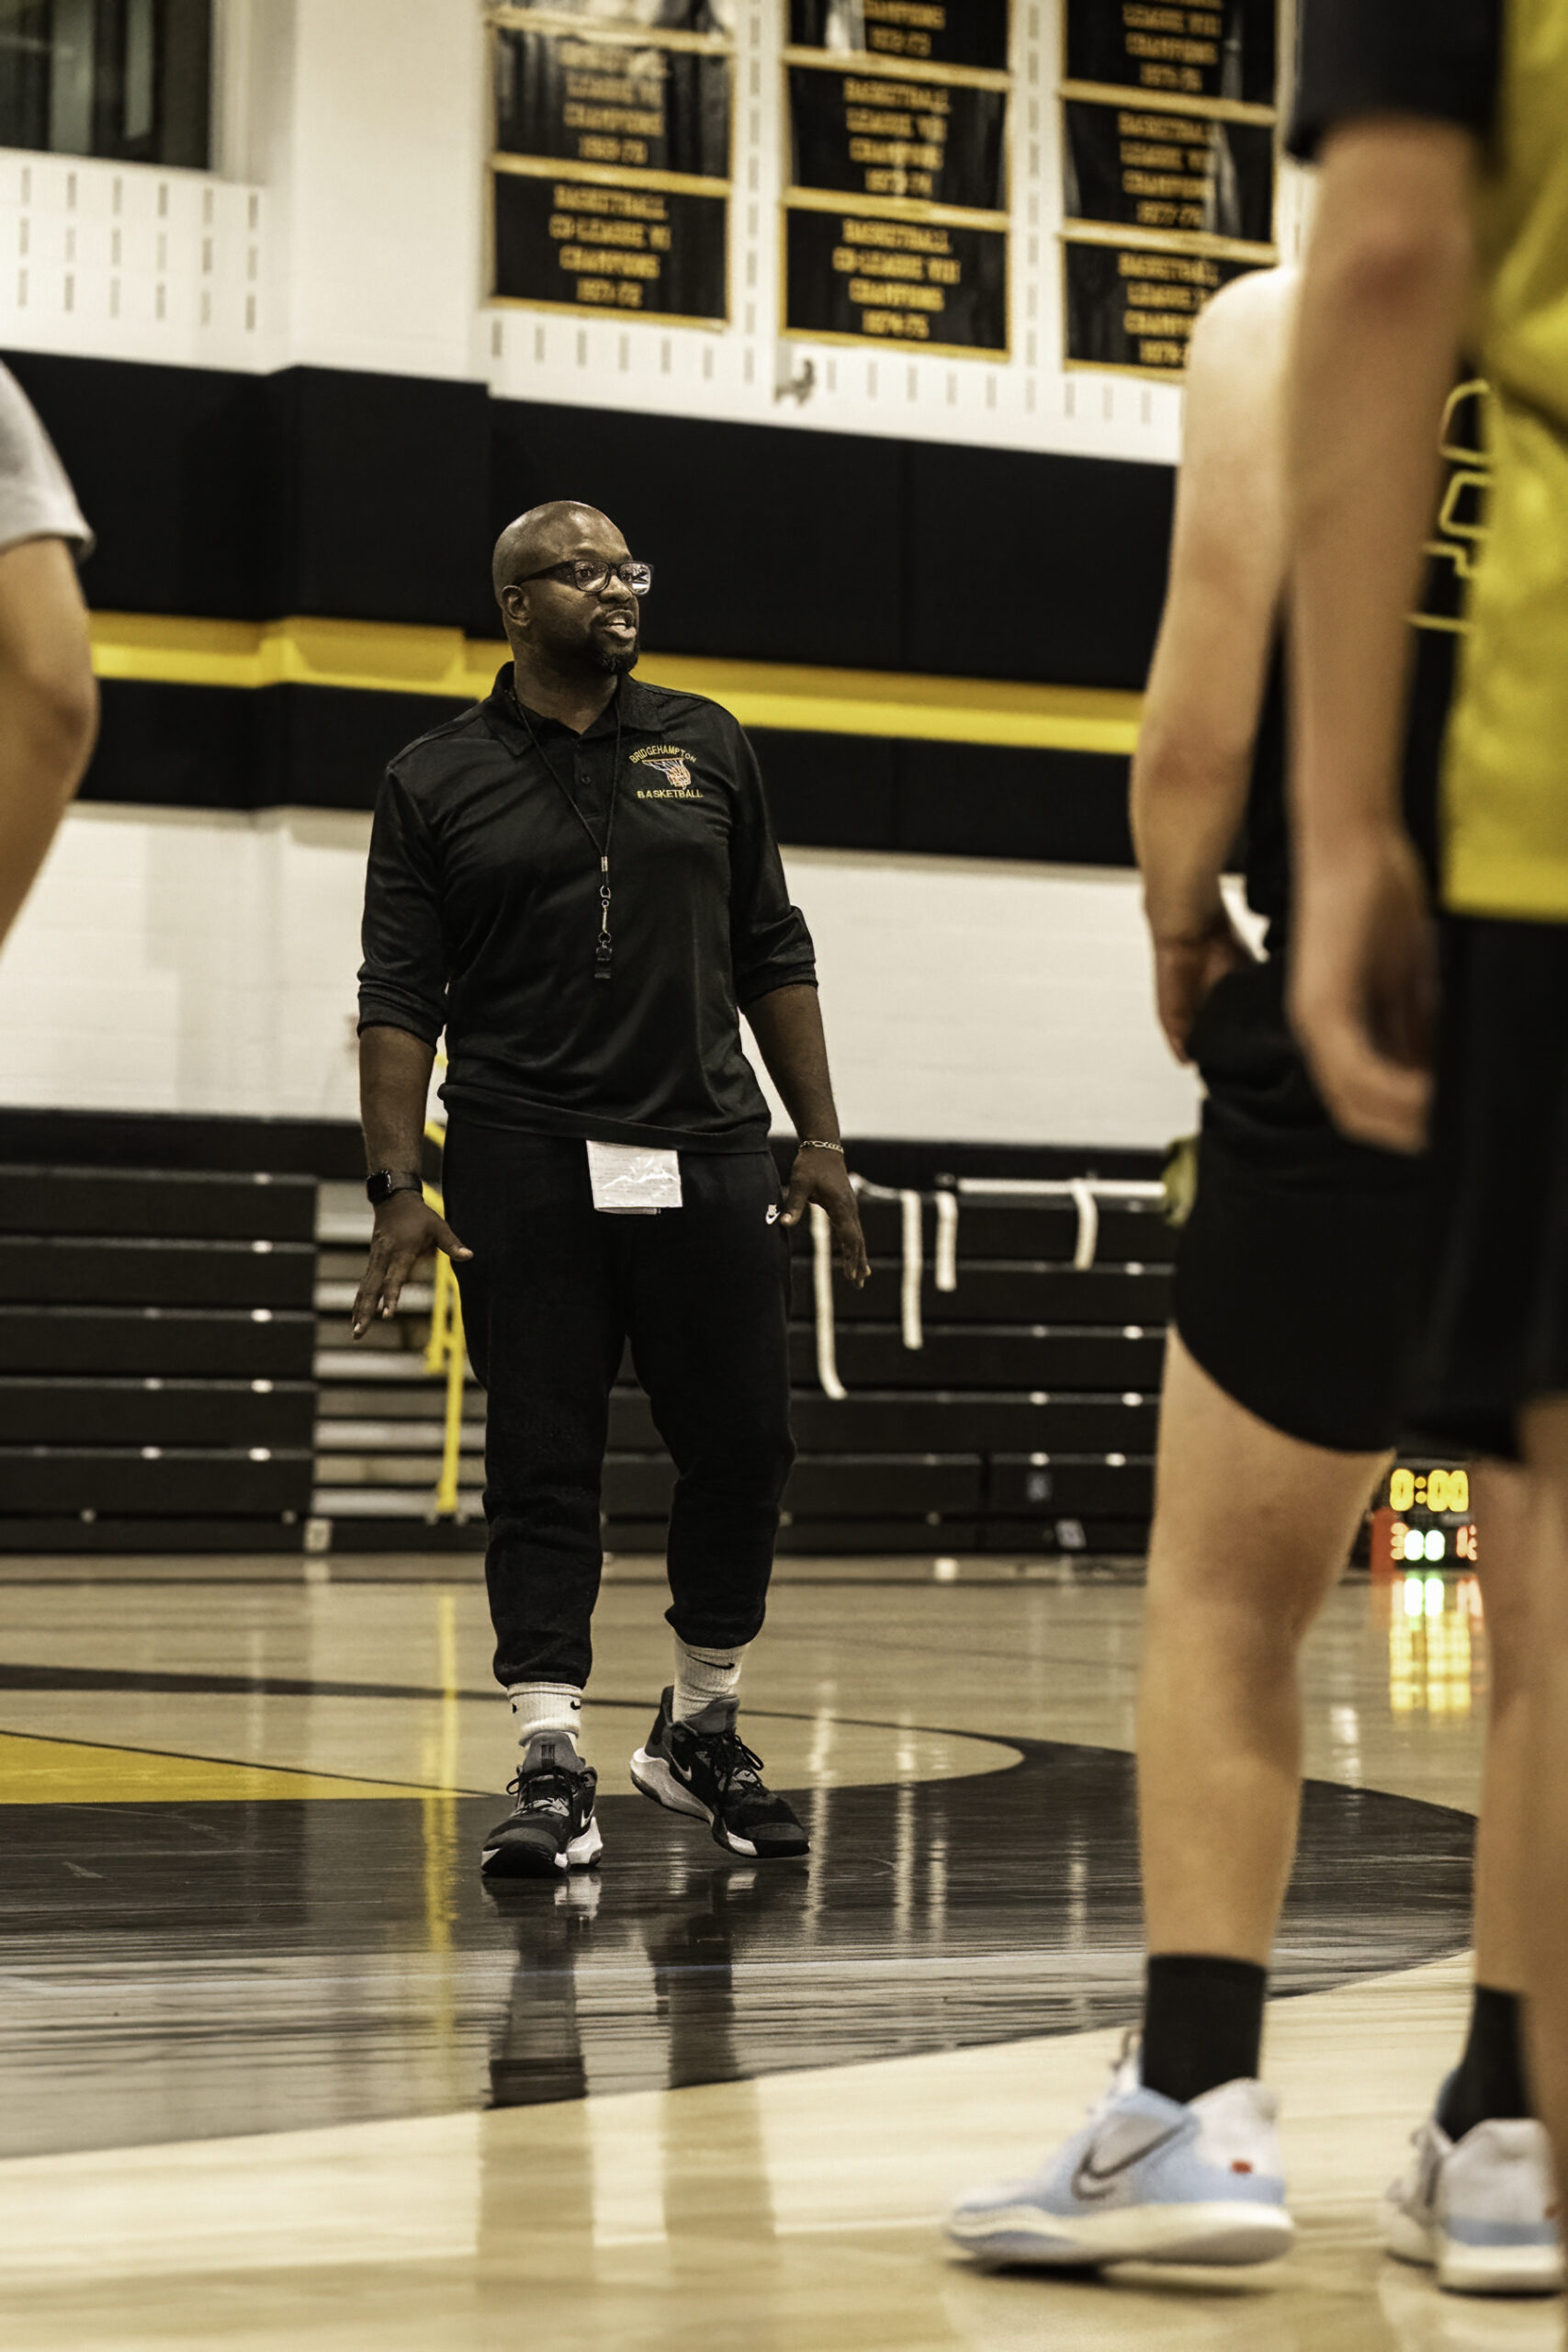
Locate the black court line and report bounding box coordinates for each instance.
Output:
[0,1737,1473,2162]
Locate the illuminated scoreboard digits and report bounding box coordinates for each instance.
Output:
[1389,1466,1469,1516]
[1379,1461,1478,1569]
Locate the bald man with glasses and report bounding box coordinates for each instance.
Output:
[355,500,867,1879]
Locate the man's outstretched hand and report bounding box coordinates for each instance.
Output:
[1290,823,1436,1156]
[351,1192,473,1338]
[779,1145,870,1287]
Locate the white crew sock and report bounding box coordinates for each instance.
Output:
[507,1682,584,1755]
[672,1638,746,1724]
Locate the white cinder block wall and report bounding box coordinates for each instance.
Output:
[0,0,1213,1154]
[0,808,1198,1151]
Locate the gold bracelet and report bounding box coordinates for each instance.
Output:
[799,1138,845,1154]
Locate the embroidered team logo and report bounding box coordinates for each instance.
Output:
[631,743,702,801]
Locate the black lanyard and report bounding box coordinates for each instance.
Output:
[518,694,623,985]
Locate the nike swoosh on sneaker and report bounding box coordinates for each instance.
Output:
[1069,2120,1189,2202]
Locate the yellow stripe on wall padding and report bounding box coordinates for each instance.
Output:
[87,611,1145,757]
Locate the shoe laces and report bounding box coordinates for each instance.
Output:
[694,1726,765,1793]
[507,1764,578,1815]
[1084,2030,1143,2116]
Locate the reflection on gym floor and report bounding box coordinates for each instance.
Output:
[0,1564,1521,2350]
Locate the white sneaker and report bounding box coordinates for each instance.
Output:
[1382,2107,1563,2296]
[947,2045,1294,2269]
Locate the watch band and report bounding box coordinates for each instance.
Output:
[366,1169,424,1205]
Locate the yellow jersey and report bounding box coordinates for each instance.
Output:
[1442,0,1568,919]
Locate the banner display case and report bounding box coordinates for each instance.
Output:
[488,4,734,324]
[783,1,1011,356]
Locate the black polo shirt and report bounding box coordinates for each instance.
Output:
[357,667,817,1152]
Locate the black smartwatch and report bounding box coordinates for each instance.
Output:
[366,1169,424,1206]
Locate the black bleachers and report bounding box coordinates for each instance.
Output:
[0,1167,317,1551]
[311,1170,1171,1559]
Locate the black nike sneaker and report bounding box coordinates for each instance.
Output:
[480,1735,603,1879]
[629,1688,809,1859]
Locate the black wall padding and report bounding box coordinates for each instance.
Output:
[751,729,1132,862]
[743,728,899,850]
[484,401,910,664]
[88,680,470,810]
[904,442,1172,688]
[5,350,1174,688]
[4,354,490,628]
[897,741,1133,862]
[86,680,1135,863]
[485,401,1174,686]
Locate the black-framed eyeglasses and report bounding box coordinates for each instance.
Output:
[506,558,653,598]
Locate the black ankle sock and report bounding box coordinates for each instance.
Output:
[1141,1953,1269,2105]
[1438,1984,1531,2141]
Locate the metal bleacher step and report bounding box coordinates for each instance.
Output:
[312,1418,486,1452]
[315,1347,477,1383]
[312,1486,486,1519]
[0,1166,315,1242]
[989,1454,1156,1516]
[313,1280,434,1314]
[1,1374,317,1448]
[315,1453,479,1487]
[0,1237,316,1310]
[789,1324,1168,1391]
[856,1197,1174,1267]
[811,1261,1173,1326]
[0,1444,314,1515]
[1,1305,317,1378]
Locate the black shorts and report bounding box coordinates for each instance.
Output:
[1408,913,1568,1462]
[1173,958,1427,1453]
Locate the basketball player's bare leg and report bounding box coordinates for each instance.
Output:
[1515,1408,1568,2198]
[1145,1384,1528,1984]
[950,1334,1547,2277]
[1467,1462,1530,2003]
[1142,1362,1549,2291]
[1137,1330,1385,1966]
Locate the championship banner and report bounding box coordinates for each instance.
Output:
[1063,237,1262,374]
[493,171,728,323]
[493,26,731,178]
[784,206,1007,353]
[1063,0,1277,109]
[788,61,1006,209]
[487,4,733,320]
[788,0,1009,70]
[1063,98,1273,244]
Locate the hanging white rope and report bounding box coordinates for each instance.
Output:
[934,1188,958,1293]
[1068,1178,1100,1272]
[899,1189,924,1351]
[810,1203,846,1400]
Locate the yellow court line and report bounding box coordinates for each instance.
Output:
[0,1727,475,1805]
[87,612,1145,756]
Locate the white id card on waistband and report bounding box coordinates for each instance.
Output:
[586,1141,682,1215]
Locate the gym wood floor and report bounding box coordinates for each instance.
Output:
[0,1553,1543,2352]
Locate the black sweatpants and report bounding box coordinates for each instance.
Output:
[443,1121,795,1690]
